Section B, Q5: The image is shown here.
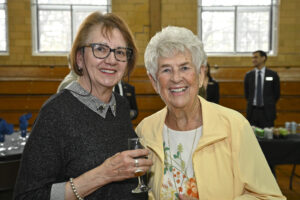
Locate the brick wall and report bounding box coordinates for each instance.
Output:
[1,0,299,67]
[112,0,149,66]
[161,0,197,33]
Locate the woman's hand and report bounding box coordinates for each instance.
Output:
[99,148,153,183]
[65,149,152,199]
[178,194,198,200]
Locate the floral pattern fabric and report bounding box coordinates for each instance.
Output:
[161,125,202,200]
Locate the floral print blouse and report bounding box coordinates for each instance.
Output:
[161,125,202,200]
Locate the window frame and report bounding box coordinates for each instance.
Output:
[31,0,111,55]
[198,0,279,56]
[0,0,8,55]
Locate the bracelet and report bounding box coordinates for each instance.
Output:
[69,178,84,200]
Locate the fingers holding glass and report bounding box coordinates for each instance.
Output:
[128,138,151,193]
[134,159,139,168]
[107,149,151,177]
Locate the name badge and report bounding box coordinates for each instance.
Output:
[266,77,273,81]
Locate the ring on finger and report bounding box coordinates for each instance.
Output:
[134,159,139,167]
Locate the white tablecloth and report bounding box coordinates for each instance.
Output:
[0,131,29,157]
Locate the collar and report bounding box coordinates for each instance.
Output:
[198,96,227,150]
[141,96,227,162]
[255,66,266,74]
[65,81,117,118]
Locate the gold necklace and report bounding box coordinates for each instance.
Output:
[166,126,198,198]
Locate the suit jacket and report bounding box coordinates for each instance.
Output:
[244,68,280,121]
[114,81,138,120]
[206,76,219,104]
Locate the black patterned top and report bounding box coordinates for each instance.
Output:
[14,86,147,200]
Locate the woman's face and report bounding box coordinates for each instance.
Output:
[149,51,202,110]
[77,26,128,91]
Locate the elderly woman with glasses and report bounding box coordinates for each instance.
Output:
[136,26,285,200]
[14,12,152,200]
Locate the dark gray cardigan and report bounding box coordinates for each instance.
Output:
[14,90,147,200]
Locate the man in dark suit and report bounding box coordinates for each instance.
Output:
[114,81,138,120]
[244,50,280,128]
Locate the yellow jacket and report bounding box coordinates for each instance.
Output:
[136,96,285,200]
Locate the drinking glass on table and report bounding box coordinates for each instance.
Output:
[0,133,6,156]
[128,137,150,193]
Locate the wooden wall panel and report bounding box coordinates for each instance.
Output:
[136,95,164,111]
[276,112,300,126]
[211,66,300,81]
[0,96,49,110]
[130,80,156,95]
[0,65,299,128]
[0,81,60,95]
[0,66,69,78]
[220,96,300,112]
[0,111,39,127]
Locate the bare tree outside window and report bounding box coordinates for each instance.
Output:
[32,0,111,54]
[198,0,278,55]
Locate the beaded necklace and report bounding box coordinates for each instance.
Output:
[166,126,198,198]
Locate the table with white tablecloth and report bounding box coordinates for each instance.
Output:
[0,131,29,191]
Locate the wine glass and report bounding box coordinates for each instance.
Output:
[128,138,150,193]
[0,133,7,156]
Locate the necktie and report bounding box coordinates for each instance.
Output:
[256,70,262,106]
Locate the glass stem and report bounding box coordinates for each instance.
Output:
[139,176,148,187]
[137,176,143,186]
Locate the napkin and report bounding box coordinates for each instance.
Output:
[0,118,14,135]
[19,113,32,137]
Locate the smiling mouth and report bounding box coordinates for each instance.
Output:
[170,87,187,93]
[100,69,116,74]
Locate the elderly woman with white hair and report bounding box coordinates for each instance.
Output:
[136,26,285,200]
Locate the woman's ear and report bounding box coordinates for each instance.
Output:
[198,65,205,88]
[76,50,84,70]
[147,72,159,94]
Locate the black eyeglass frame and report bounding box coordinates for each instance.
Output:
[82,43,133,62]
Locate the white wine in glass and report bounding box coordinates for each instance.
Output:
[128,138,150,193]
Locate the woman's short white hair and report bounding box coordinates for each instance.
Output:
[144,26,207,80]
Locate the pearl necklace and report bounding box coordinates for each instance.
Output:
[166,126,198,198]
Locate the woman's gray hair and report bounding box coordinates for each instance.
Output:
[144,26,207,80]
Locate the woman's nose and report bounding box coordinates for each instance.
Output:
[171,70,182,82]
[105,51,118,64]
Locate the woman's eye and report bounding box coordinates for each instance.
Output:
[161,68,170,73]
[96,46,107,52]
[116,50,126,56]
[181,65,189,71]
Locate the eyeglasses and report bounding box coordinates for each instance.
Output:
[83,43,133,62]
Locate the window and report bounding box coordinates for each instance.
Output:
[198,0,279,55]
[0,0,8,53]
[31,0,111,54]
